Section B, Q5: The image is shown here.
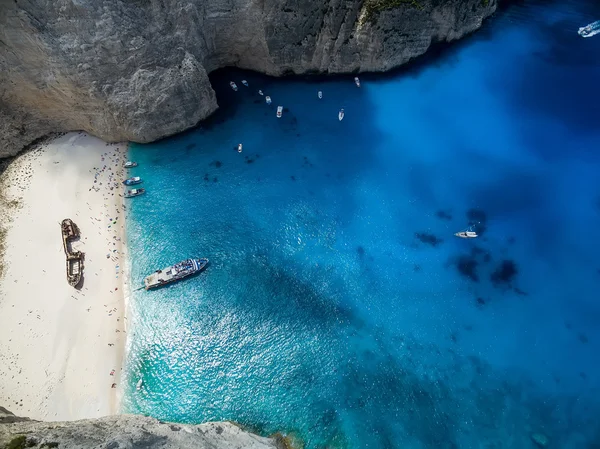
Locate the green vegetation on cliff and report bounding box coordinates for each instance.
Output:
[361,0,423,24]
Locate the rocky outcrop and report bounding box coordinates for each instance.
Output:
[0,407,284,449]
[0,0,497,157]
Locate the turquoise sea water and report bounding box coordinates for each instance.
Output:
[123,1,600,447]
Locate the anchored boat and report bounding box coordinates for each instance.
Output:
[237,143,243,153]
[318,91,323,99]
[124,188,145,198]
[266,96,272,105]
[124,161,138,168]
[230,81,238,91]
[354,76,361,87]
[277,106,283,118]
[258,89,264,96]
[338,108,345,121]
[123,176,142,186]
[242,80,249,87]
[144,258,209,290]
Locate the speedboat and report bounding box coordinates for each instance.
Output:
[242,80,249,87]
[124,188,145,198]
[123,176,142,186]
[265,96,272,105]
[318,91,323,99]
[123,161,138,169]
[258,90,264,96]
[230,81,238,91]
[338,108,345,121]
[354,76,361,87]
[277,106,283,118]
[578,21,600,38]
[237,143,243,153]
[136,379,143,391]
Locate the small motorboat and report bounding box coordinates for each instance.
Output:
[318,91,323,99]
[237,143,243,153]
[258,90,264,96]
[454,228,478,239]
[124,188,145,198]
[277,106,283,118]
[123,161,138,169]
[136,379,143,391]
[265,96,272,105]
[241,80,249,87]
[338,108,345,121]
[578,21,600,38]
[354,76,361,87]
[230,81,238,91]
[123,176,142,186]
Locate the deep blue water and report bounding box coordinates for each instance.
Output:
[123,1,600,447]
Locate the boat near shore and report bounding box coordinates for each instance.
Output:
[144,258,209,290]
[124,161,138,168]
[123,176,142,186]
[124,188,145,198]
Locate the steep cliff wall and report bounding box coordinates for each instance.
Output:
[0,0,497,157]
[0,406,285,449]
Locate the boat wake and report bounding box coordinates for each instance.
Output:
[578,20,600,38]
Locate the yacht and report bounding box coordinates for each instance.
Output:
[277,106,283,118]
[338,108,345,121]
[230,81,238,91]
[454,230,478,239]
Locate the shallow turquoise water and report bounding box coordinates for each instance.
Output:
[123,1,600,447]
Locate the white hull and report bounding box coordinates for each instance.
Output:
[277,106,283,118]
[318,91,323,99]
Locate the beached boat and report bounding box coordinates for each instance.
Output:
[61,218,84,288]
[277,106,283,118]
[354,76,361,87]
[237,143,243,153]
[242,80,249,87]
[123,176,142,186]
[266,96,272,105]
[124,188,145,198]
[124,161,138,168]
[230,81,238,91]
[318,91,323,99]
[578,21,600,38]
[144,258,209,290]
[338,108,345,121]
[258,90,264,96]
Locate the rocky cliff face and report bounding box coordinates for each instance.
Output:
[0,0,496,157]
[0,406,285,449]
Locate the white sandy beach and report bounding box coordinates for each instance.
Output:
[0,132,128,421]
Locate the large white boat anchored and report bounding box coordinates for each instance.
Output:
[578,20,600,38]
[277,106,283,118]
[144,258,209,290]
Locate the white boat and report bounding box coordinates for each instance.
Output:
[136,379,143,391]
[454,230,478,239]
[229,81,238,91]
[277,106,283,118]
[578,20,600,38]
[124,188,145,198]
[338,108,344,121]
[241,80,249,87]
[318,91,323,99]
[354,76,361,87]
[123,161,137,169]
[265,96,272,105]
[237,143,243,153]
[258,90,264,96]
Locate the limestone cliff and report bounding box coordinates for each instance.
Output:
[0,406,284,449]
[0,0,496,157]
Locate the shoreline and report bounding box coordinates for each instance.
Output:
[0,132,128,420]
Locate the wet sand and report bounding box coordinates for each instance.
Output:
[0,132,129,420]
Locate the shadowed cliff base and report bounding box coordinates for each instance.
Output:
[0,0,496,158]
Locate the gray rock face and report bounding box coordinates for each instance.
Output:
[0,407,283,449]
[0,0,496,157]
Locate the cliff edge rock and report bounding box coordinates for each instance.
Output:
[0,407,284,449]
[0,0,497,157]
